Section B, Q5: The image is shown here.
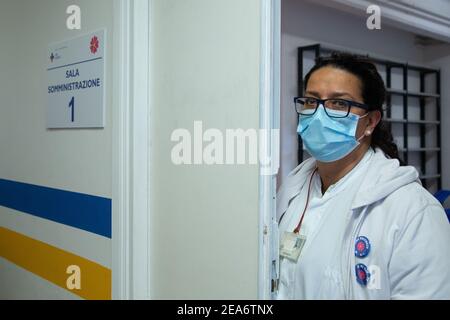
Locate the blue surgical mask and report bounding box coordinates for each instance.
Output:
[297,105,368,162]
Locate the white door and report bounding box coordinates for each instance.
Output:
[113,0,280,299]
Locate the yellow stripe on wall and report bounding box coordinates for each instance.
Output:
[0,227,111,300]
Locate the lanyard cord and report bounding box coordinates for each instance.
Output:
[294,167,318,234]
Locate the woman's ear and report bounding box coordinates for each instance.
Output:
[368,110,382,132]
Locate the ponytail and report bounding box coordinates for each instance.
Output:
[371,121,404,164]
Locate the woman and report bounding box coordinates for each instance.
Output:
[276,53,450,299]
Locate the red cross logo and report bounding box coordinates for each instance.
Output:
[90,36,99,54]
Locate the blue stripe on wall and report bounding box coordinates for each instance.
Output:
[0,179,111,238]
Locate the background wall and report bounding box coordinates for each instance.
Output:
[149,0,261,299]
[0,0,114,299]
[279,0,450,192]
[424,45,450,189]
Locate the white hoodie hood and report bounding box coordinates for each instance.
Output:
[351,149,419,209]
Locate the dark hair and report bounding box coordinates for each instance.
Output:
[304,52,403,164]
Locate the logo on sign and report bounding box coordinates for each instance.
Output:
[90,36,99,54]
[49,52,61,63]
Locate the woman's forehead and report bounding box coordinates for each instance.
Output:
[307,66,363,97]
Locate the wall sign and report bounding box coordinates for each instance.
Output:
[47,29,105,128]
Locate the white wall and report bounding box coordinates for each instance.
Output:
[0,0,114,299]
[309,0,450,43]
[279,0,449,190]
[149,0,261,299]
[396,0,450,18]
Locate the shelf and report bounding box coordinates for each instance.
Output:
[304,146,440,153]
[384,118,440,125]
[398,147,441,152]
[386,88,440,98]
[317,45,438,73]
[385,118,407,123]
[420,174,441,180]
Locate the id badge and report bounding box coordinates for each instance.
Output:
[280,232,306,262]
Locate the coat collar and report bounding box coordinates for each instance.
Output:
[276,157,316,221]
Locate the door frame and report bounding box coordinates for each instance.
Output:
[112,0,151,300]
[258,0,281,300]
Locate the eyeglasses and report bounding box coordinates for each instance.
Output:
[294,97,369,118]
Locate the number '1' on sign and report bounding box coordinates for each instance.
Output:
[68,96,75,122]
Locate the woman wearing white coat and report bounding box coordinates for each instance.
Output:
[276,53,450,299]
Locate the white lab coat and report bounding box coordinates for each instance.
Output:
[275,148,450,299]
